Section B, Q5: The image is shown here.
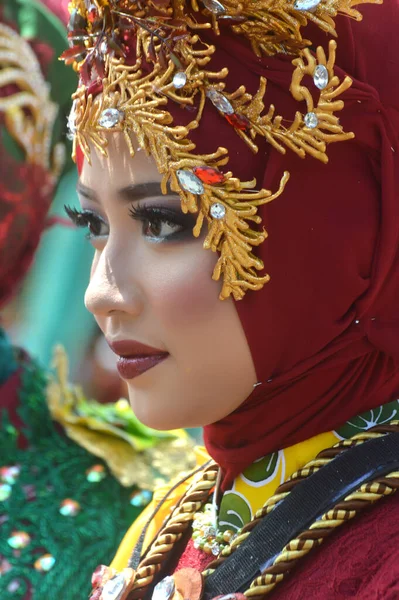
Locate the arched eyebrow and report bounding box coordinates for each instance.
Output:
[76,181,175,204]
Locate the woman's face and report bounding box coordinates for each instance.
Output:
[76,134,257,430]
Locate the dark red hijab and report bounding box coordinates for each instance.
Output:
[189,2,399,485]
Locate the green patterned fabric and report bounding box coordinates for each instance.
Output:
[218,398,399,533]
[0,354,143,599]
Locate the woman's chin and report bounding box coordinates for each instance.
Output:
[126,388,187,430]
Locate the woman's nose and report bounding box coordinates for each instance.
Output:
[84,244,144,318]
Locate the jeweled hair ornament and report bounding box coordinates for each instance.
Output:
[63,0,381,300]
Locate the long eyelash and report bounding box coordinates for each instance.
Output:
[129,203,194,227]
[64,204,91,227]
[64,205,104,239]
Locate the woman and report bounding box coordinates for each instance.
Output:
[63,0,399,598]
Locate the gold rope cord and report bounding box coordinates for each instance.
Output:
[64,0,378,300]
[128,423,399,600]
[129,462,218,598]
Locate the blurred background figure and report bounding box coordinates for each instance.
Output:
[1,0,127,402]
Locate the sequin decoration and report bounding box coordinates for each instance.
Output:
[0,558,12,576]
[304,112,319,128]
[34,554,56,572]
[313,65,329,90]
[152,576,175,600]
[86,464,107,483]
[98,108,124,129]
[192,504,236,555]
[206,89,234,115]
[294,0,322,10]
[102,574,126,599]
[0,483,12,501]
[59,498,81,516]
[7,531,31,549]
[210,203,226,220]
[173,72,187,89]
[176,170,205,195]
[130,489,152,508]
[193,166,225,184]
[0,465,20,485]
[225,113,250,130]
[202,0,226,14]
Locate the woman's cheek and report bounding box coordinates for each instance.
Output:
[145,245,221,324]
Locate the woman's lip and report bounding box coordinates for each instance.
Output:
[116,355,168,380]
[107,339,167,358]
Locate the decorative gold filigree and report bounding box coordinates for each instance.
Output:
[64,0,379,299]
[0,23,64,177]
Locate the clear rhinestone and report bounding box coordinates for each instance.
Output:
[304,112,319,129]
[294,0,321,10]
[152,576,175,600]
[206,89,234,115]
[102,574,126,600]
[203,526,217,537]
[173,72,187,89]
[177,170,205,195]
[211,542,221,556]
[202,0,226,14]
[210,203,226,219]
[98,108,124,129]
[193,540,201,549]
[313,65,329,90]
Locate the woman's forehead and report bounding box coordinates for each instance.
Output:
[81,133,162,194]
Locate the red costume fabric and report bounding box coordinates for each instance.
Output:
[174,494,399,599]
[192,1,399,486]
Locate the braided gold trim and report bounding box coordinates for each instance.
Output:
[130,462,218,599]
[244,470,399,598]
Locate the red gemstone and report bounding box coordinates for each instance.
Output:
[91,564,107,588]
[88,4,98,23]
[193,166,225,185]
[225,113,250,131]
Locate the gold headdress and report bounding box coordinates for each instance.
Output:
[63,0,380,300]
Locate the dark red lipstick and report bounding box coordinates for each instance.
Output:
[107,340,169,380]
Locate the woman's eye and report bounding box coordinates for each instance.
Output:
[130,204,195,242]
[64,205,109,239]
[143,218,182,240]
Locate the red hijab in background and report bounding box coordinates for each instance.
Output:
[186,1,399,485]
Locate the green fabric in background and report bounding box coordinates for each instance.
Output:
[16,169,97,376]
